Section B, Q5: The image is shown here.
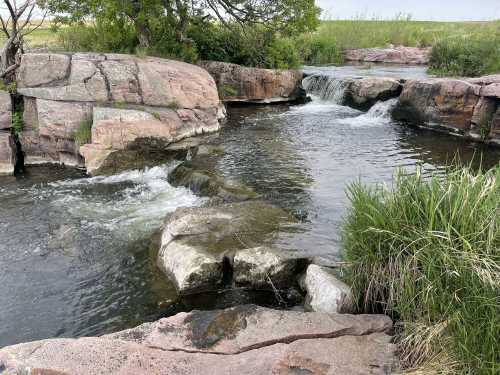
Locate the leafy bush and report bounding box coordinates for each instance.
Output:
[342,165,499,374]
[430,34,500,77]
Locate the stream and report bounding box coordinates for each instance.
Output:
[1,63,499,347]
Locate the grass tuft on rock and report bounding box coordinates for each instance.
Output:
[72,120,92,149]
[341,165,499,374]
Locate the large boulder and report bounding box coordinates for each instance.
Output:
[158,201,300,294]
[393,78,481,133]
[0,131,16,176]
[344,46,431,65]
[302,264,353,314]
[344,77,402,110]
[0,91,11,130]
[0,305,396,375]
[15,53,223,171]
[201,61,305,103]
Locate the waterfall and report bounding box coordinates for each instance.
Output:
[302,74,349,104]
[365,98,399,119]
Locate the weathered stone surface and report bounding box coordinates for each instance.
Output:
[345,77,402,110]
[16,53,223,172]
[168,159,258,202]
[0,306,396,375]
[0,131,16,175]
[470,97,498,139]
[393,78,481,132]
[467,74,500,85]
[0,90,11,130]
[158,201,298,294]
[233,247,299,288]
[17,53,71,87]
[201,61,305,103]
[80,106,220,175]
[303,264,353,314]
[489,107,500,145]
[480,83,500,98]
[344,46,431,65]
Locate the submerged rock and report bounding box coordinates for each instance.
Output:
[168,159,259,202]
[15,53,223,171]
[302,264,353,314]
[0,305,396,375]
[201,61,305,103]
[0,132,16,176]
[344,46,431,65]
[158,201,299,294]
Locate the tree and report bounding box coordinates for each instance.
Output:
[44,0,321,48]
[0,0,47,82]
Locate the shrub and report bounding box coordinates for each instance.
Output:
[429,34,500,77]
[342,165,499,374]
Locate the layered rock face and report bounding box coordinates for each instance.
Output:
[393,77,500,144]
[16,53,223,173]
[201,61,305,103]
[0,91,15,176]
[344,46,431,65]
[0,305,397,375]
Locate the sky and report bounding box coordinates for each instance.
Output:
[316,0,500,21]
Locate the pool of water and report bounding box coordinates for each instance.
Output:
[0,64,498,347]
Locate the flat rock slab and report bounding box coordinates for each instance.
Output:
[344,46,431,65]
[0,305,396,374]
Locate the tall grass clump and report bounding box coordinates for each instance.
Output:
[342,165,499,374]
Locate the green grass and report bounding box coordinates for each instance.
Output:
[341,165,499,374]
[72,120,92,148]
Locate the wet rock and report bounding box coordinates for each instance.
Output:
[168,160,258,202]
[158,201,298,294]
[344,46,431,65]
[0,306,396,374]
[15,53,223,171]
[0,90,11,130]
[470,97,499,140]
[233,247,299,288]
[0,131,16,176]
[303,264,353,314]
[201,61,305,103]
[393,78,481,133]
[489,107,500,146]
[344,77,402,110]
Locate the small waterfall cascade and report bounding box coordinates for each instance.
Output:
[365,98,399,119]
[302,74,350,104]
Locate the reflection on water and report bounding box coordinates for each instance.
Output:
[0,64,498,348]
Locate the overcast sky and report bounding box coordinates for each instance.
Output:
[316,0,500,21]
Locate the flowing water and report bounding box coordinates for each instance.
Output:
[1,63,499,347]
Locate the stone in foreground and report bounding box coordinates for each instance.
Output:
[201,61,305,103]
[303,264,354,314]
[0,305,396,375]
[158,201,299,294]
[344,77,402,110]
[0,131,16,176]
[233,247,299,288]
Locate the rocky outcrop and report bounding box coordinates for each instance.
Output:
[0,132,16,176]
[302,264,353,314]
[393,77,500,144]
[0,305,397,375]
[16,53,223,172]
[344,77,403,110]
[344,46,431,65]
[0,91,11,130]
[201,61,305,104]
[158,201,301,294]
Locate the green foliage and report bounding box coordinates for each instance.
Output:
[0,81,17,94]
[342,165,500,374]
[11,111,23,137]
[72,120,92,148]
[429,31,500,77]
